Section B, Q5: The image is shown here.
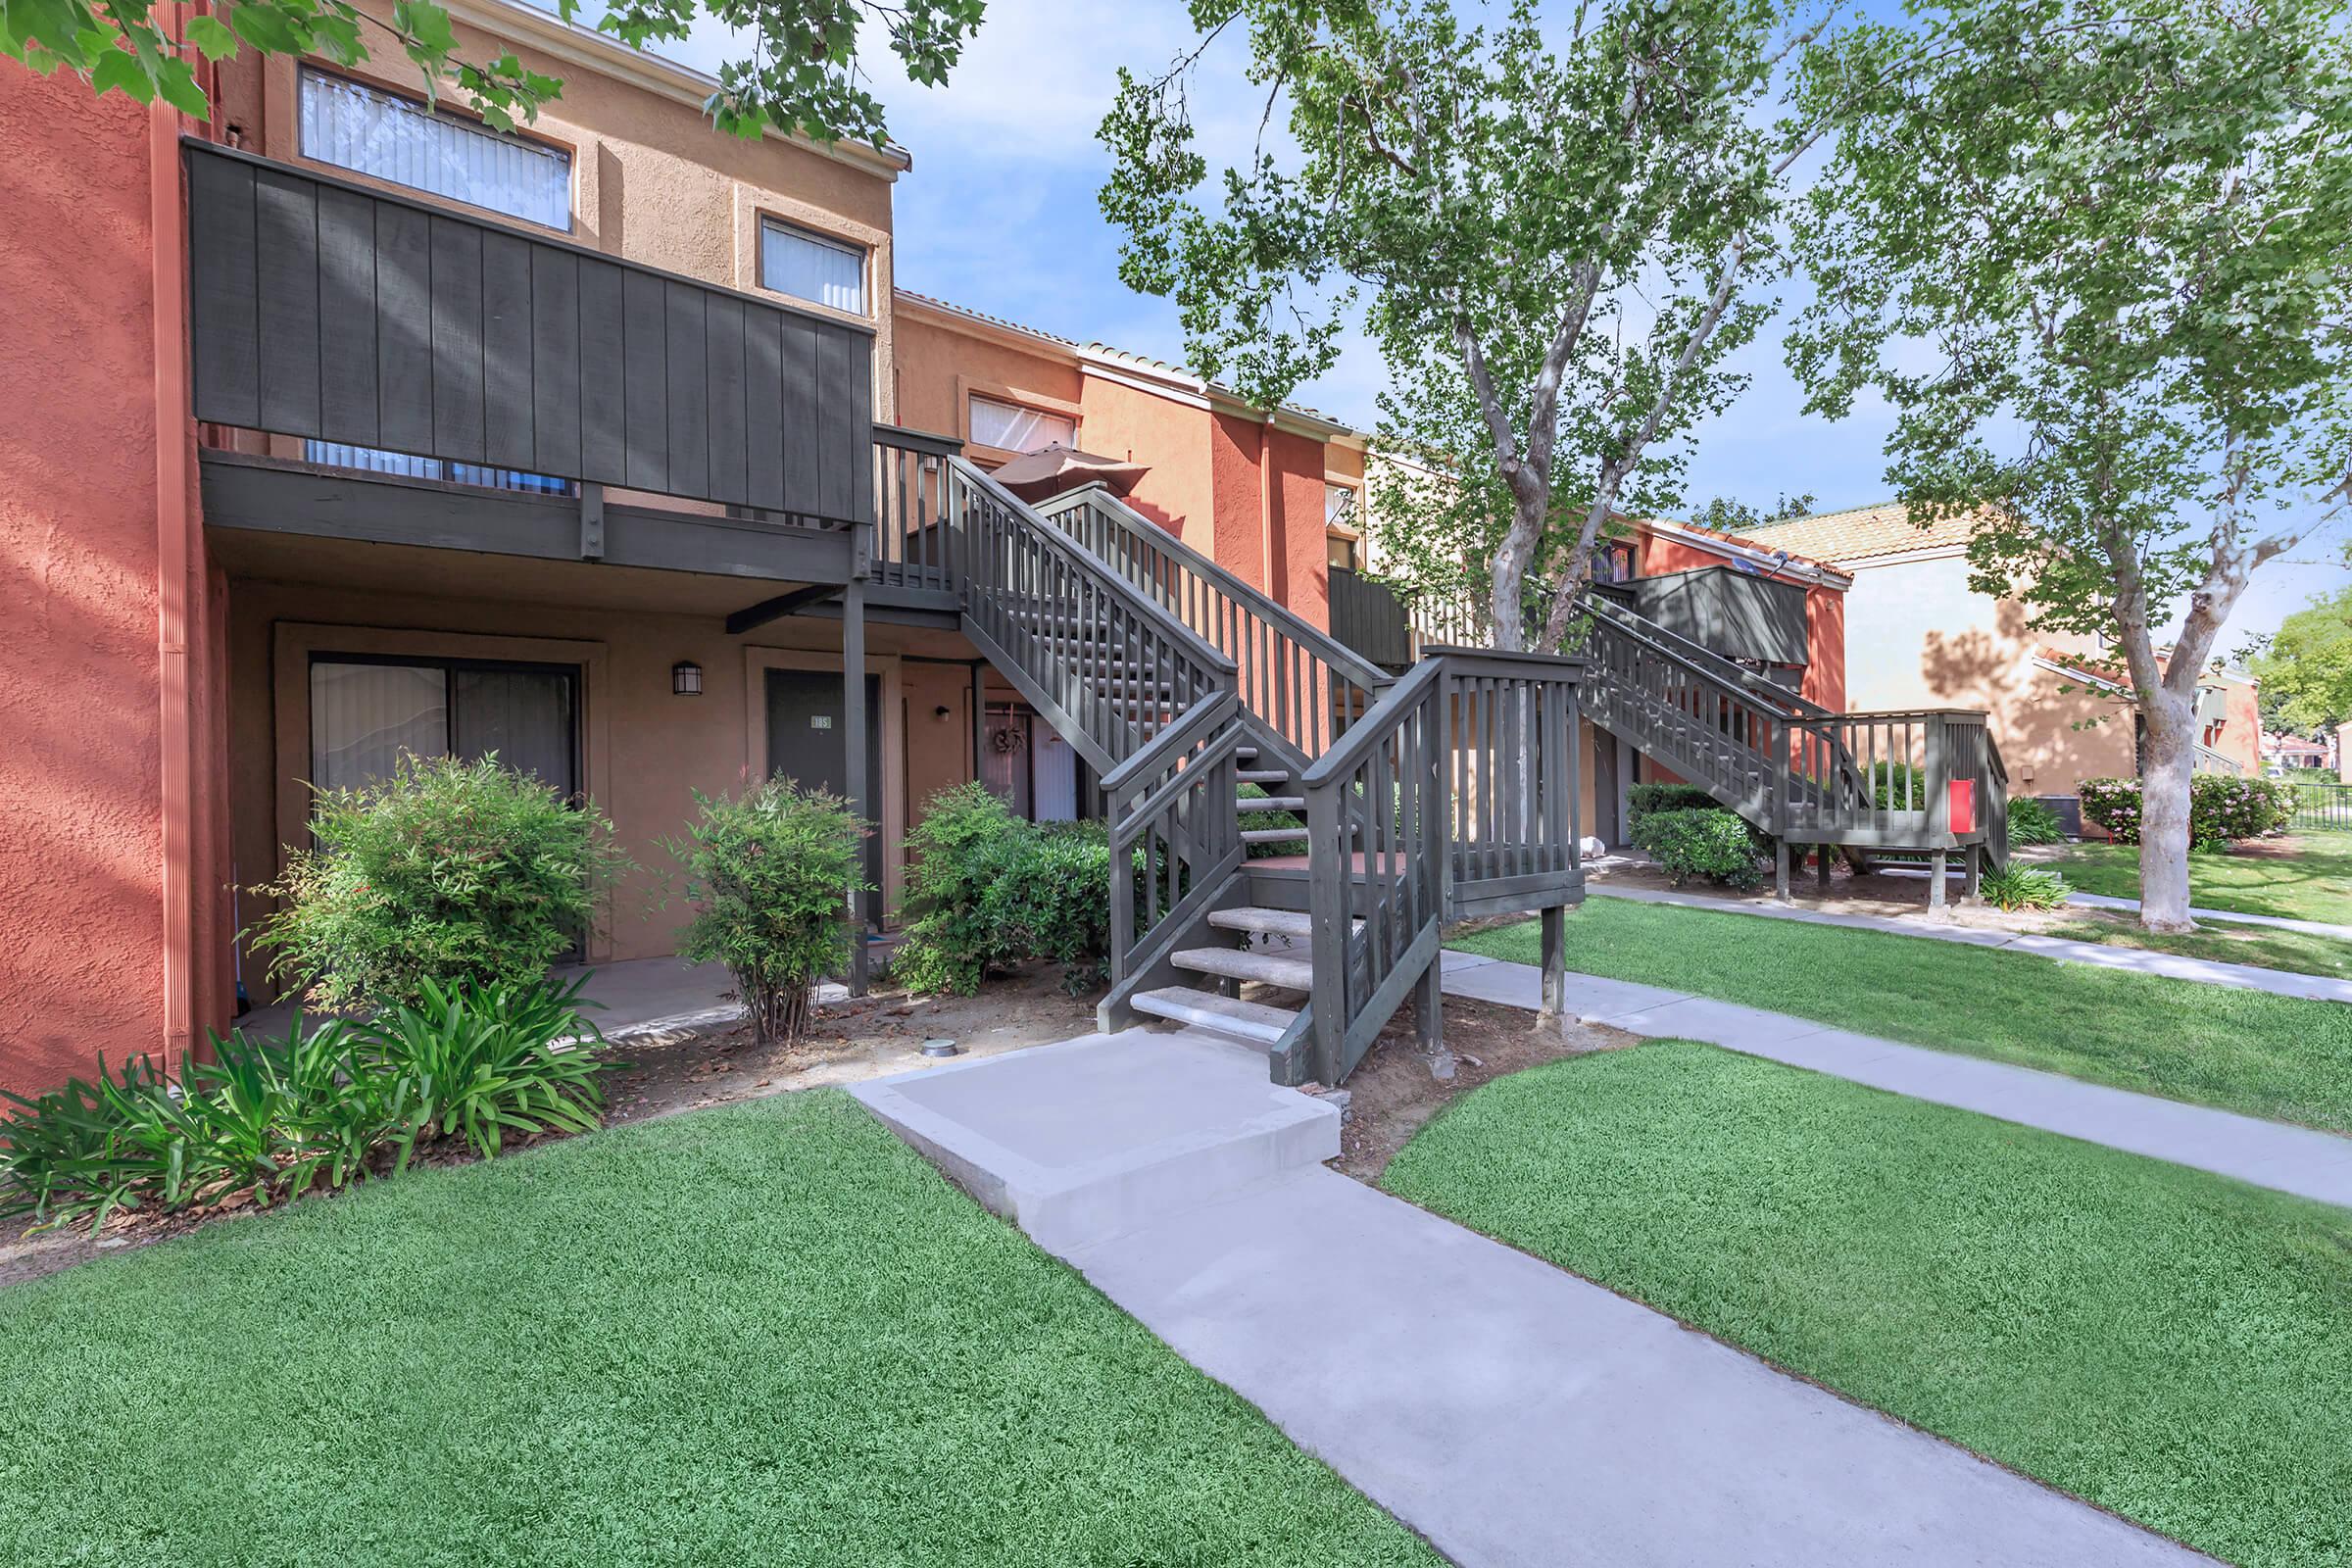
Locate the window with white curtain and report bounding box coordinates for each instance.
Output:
[969,395,1075,455]
[299,69,572,229]
[310,658,578,799]
[760,219,868,314]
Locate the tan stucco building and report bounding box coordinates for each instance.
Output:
[1752,504,2263,803]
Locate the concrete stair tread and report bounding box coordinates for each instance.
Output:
[1174,946,1316,991]
[1208,906,1358,939]
[1130,986,1298,1045]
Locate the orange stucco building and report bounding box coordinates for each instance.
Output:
[0,1,1388,1094]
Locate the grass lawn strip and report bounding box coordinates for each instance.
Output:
[1383,1041,2352,1568]
[2048,908,2351,983]
[2042,835,2352,927]
[0,1090,1437,1567]
[1451,895,2352,1134]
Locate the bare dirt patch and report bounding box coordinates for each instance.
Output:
[1325,996,1641,1183]
[600,962,1100,1124]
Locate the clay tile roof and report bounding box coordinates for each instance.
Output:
[1744,501,1980,564]
[1648,515,1844,577]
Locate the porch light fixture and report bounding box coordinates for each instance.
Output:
[671,661,704,697]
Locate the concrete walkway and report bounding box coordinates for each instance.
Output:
[1444,952,2352,1208]
[854,1030,2204,1567]
[1584,883,2352,1005]
[2064,888,2352,942]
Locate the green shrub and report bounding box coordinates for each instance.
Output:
[250,753,629,1013]
[0,978,603,1234]
[368,976,606,1165]
[2080,774,2295,849]
[2006,796,2065,847]
[1627,783,1720,825]
[897,783,1028,996]
[897,785,1117,997]
[663,781,869,1046]
[1632,808,1764,890]
[1867,760,1929,811]
[1979,865,2073,912]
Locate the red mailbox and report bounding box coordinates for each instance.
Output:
[1948,779,1976,835]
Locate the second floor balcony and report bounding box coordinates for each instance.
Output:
[186,139,887,592]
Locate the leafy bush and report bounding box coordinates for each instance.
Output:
[1868,760,1929,810]
[663,781,868,1046]
[1627,782,1719,825]
[368,977,607,1164]
[1632,808,1764,890]
[0,978,604,1234]
[896,783,1027,996]
[250,753,629,1013]
[2080,774,2295,850]
[2007,796,2066,848]
[897,784,1117,996]
[1979,866,2073,912]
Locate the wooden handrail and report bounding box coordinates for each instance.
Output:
[1037,485,1389,767]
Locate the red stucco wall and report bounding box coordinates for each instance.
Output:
[1,79,165,1092]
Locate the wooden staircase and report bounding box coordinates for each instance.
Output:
[1577,589,2010,896]
[903,458,1588,1087]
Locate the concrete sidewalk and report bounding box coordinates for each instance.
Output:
[1074,1164,2204,1568]
[853,1029,2204,1568]
[1585,883,2352,1005]
[1444,951,2352,1208]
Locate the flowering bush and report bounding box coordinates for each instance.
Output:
[2078,774,2294,850]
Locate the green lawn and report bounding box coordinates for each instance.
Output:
[2047,908,2352,983]
[1450,897,2352,1132]
[0,1091,1433,1567]
[2039,834,2352,927]
[1383,1043,2352,1568]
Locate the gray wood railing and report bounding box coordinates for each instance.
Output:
[949,458,1237,776]
[1298,649,1587,1087]
[1102,693,1249,1019]
[1035,487,1393,771]
[868,425,966,592]
[185,140,874,523]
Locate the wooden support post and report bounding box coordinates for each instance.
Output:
[1539,904,1565,1026]
[1929,848,1949,915]
[1773,838,1791,903]
[1962,843,1982,904]
[1815,844,1832,891]
[1416,953,1445,1055]
[969,661,987,787]
[844,577,869,997]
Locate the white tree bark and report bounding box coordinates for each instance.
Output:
[2133,687,2198,933]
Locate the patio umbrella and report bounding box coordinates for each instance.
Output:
[986,443,1151,502]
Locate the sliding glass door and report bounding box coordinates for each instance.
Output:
[310,657,579,799]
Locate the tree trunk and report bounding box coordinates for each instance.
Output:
[2135,689,2198,933]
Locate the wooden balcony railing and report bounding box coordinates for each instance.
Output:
[185,140,874,526]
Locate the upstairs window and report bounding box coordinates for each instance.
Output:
[760,219,868,315]
[1326,483,1361,570]
[299,69,572,229]
[970,395,1075,455]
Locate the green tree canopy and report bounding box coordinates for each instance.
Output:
[2252,569,2352,736]
[1100,0,1836,651]
[1787,0,2352,929]
[1,0,984,144]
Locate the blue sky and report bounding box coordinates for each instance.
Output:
[656,0,2344,647]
